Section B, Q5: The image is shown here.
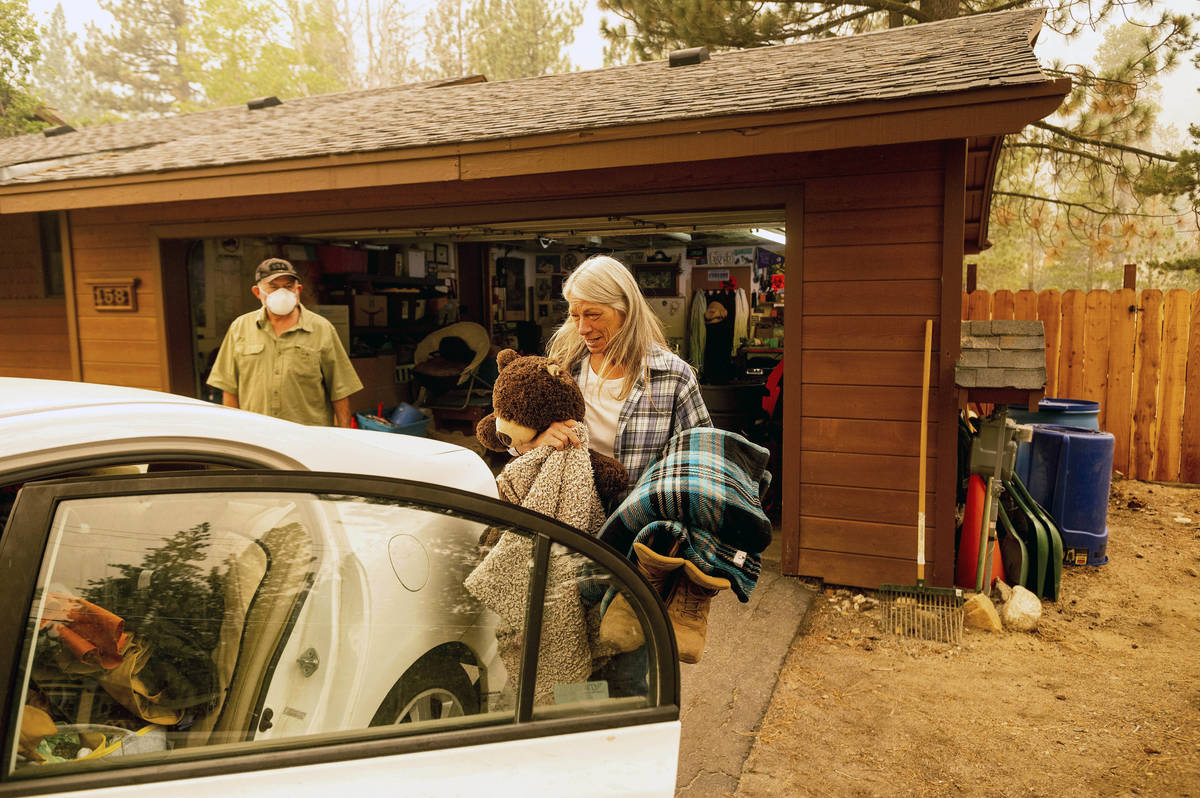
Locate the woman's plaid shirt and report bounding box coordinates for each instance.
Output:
[573,345,712,486]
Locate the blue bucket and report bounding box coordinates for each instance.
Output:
[355,406,431,437]
[1023,424,1114,566]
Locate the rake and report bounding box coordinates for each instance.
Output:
[878,319,965,644]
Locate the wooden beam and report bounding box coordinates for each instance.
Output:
[59,211,82,381]
[969,134,1005,254]
[146,186,797,239]
[935,139,967,587]
[782,186,804,576]
[1124,263,1137,290]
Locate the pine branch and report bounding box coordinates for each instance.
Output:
[966,0,1033,14]
[843,0,932,23]
[1008,142,1129,173]
[995,191,1188,220]
[784,8,878,38]
[1032,121,1177,163]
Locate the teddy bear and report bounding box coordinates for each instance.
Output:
[475,349,627,511]
[464,349,629,703]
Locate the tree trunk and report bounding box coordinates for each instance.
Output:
[919,0,960,21]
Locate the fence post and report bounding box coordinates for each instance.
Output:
[966,263,977,294]
[1124,264,1137,290]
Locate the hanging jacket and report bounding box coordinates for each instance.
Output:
[688,289,707,371]
[733,288,750,356]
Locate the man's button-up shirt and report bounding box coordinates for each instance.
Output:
[207,305,362,426]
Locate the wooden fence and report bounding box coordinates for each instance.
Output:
[962,289,1200,484]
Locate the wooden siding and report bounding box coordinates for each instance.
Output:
[0,214,74,381]
[787,139,955,589]
[0,213,44,300]
[0,299,72,379]
[65,214,162,390]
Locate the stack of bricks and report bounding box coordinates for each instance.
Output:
[955,320,1046,390]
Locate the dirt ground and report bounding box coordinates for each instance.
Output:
[735,477,1200,798]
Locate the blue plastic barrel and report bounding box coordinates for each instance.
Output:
[1024,424,1114,566]
[1011,398,1101,484]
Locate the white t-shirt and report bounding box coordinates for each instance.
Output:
[578,362,624,459]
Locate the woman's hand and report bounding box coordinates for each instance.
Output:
[519,419,581,453]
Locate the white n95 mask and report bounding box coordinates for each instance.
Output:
[265,287,299,315]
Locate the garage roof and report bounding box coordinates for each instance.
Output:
[0,10,1052,186]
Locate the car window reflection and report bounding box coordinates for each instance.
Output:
[10,490,654,777]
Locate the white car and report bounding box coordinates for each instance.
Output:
[0,379,680,797]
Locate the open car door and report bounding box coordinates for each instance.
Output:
[0,471,680,798]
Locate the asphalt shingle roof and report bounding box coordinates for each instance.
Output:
[0,9,1049,186]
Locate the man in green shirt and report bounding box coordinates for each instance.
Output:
[208,258,363,426]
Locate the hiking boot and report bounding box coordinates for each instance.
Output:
[667,561,730,664]
[598,542,685,653]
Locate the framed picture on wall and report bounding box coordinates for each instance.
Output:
[497,256,526,313]
[535,254,560,273]
[632,262,679,297]
[434,243,450,264]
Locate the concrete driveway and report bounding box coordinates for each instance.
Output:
[675,535,816,796]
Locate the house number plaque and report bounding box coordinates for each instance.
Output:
[88,278,139,312]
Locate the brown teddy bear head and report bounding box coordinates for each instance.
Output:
[476,349,585,452]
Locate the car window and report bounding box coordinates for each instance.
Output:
[0,461,241,538]
[4,484,658,780]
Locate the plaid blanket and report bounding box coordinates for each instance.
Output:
[597,427,772,602]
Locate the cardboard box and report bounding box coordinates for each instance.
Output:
[352,294,388,328]
[349,354,399,413]
[313,304,350,351]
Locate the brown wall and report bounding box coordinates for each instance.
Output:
[785,140,960,588]
[0,213,73,380]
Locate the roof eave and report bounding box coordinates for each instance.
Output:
[0,78,1071,215]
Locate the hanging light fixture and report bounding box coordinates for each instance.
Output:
[750,228,786,245]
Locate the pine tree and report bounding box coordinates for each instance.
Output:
[362,0,423,87]
[983,17,1199,284]
[82,0,198,114]
[0,0,44,135]
[284,0,358,95]
[187,0,297,107]
[32,3,108,124]
[467,0,584,81]
[423,0,474,81]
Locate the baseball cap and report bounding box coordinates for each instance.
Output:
[254,257,302,283]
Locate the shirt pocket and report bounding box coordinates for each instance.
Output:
[291,345,323,387]
[234,342,265,369]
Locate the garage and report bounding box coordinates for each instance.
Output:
[0,10,1068,588]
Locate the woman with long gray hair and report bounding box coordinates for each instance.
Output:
[514,254,711,488]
